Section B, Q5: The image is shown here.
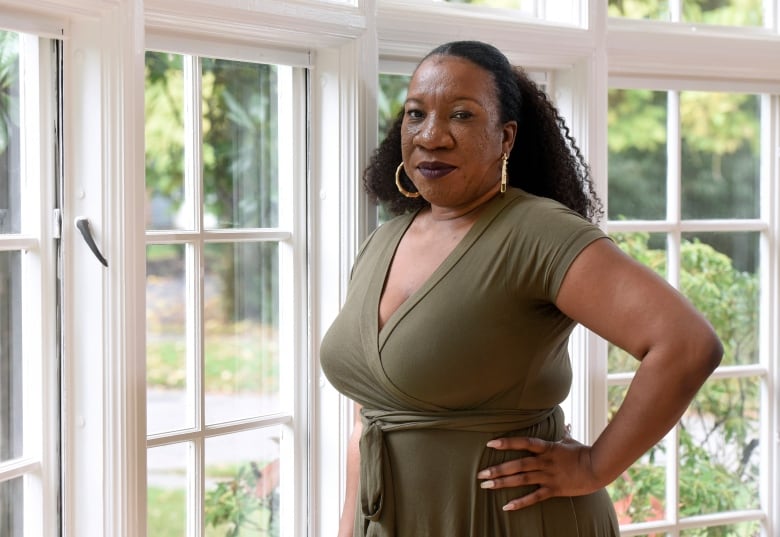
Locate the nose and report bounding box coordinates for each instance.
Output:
[413,115,453,149]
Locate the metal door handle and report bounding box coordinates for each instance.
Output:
[75,217,108,267]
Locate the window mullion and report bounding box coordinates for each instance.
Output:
[763,93,780,537]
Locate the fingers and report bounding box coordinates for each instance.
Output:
[479,470,544,490]
[502,488,551,511]
[486,436,549,453]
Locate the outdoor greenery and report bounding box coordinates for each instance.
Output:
[203,463,279,537]
[607,233,760,535]
[608,0,763,25]
[0,2,770,536]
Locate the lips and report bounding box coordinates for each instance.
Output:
[416,161,456,179]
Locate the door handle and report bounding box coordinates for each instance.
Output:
[75,216,108,267]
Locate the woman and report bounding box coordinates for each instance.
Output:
[320,40,722,536]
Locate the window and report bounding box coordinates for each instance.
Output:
[3,2,778,537]
[144,49,308,537]
[388,0,585,26]
[607,0,766,26]
[0,29,60,537]
[606,86,770,535]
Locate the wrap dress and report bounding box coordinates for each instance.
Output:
[320,188,620,536]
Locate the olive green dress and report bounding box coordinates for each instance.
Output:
[320,188,620,536]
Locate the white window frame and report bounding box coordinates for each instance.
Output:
[142,36,311,537]
[0,1,778,536]
[0,27,60,537]
[605,77,776,535]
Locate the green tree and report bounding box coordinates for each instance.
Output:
[609,233,760,536]
[609,0,763,25]
[0,31,18,156]
[145,53,279,324]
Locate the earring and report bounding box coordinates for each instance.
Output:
[500,153,508,194]
[395,163,421,198]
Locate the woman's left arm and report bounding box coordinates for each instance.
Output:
[478,237,723,510]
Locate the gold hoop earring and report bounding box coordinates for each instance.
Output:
[395,163,420,198]
[500,153,508,194]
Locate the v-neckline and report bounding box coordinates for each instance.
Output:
[372,190,521,347]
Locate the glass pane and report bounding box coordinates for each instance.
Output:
[608,385,667,525]
[145,52,186,231]
[682,0,763,27]
[608,232,666,372]
[0,476,23,536]
[0,31,21,235]
[378,73,408,141]
[147,442,189,537]
[680,92,760,219]
[204,242,280,424]
[147,244,190,435]
[442,0,537,16]
[608,89,667,220]
[202,59,279,229]
[441,0,581,24]
[680,376,761,517]
[205,426,282,537]
[0,251,22,463]
[680,521,762,536]
[681,232,759,366]
[608,0,669,20]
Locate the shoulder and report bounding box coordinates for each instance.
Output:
[499,189,604,240]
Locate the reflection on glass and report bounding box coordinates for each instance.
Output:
[204,242,280,424]
[608,89,667,220]
[682,0,763,27]
[606,401,666,526]
[147,443,189,537]
[681,232,759,366]
[145,52,186,231]
[205,426,282,537]
[147,244,190,435]
[681,92,760,219]
[0,31,20,235]
[202,59,279,229]
[680,377,761,517]
[0,251,22,464]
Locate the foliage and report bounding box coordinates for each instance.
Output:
[204,463,279,537]
[145,52,279,324]
[608,233,760,534]
[0,31,19,155]
[147,487,187,537]
[608,0,763,25]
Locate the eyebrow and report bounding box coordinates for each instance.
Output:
[404,96,485,107]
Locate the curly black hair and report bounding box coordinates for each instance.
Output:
[363,40,603,223]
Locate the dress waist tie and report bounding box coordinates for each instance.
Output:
[358,406,563,537]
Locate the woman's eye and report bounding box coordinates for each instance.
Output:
[453,111,472,120]
[406,109,423,119]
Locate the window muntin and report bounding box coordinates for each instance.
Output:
[427,0,583,26]
[0,29,60,537]
[145,50,303,537]
[607,87,768,534]
[608,0,765,27]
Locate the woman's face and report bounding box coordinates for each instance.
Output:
[401,55,516,212]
